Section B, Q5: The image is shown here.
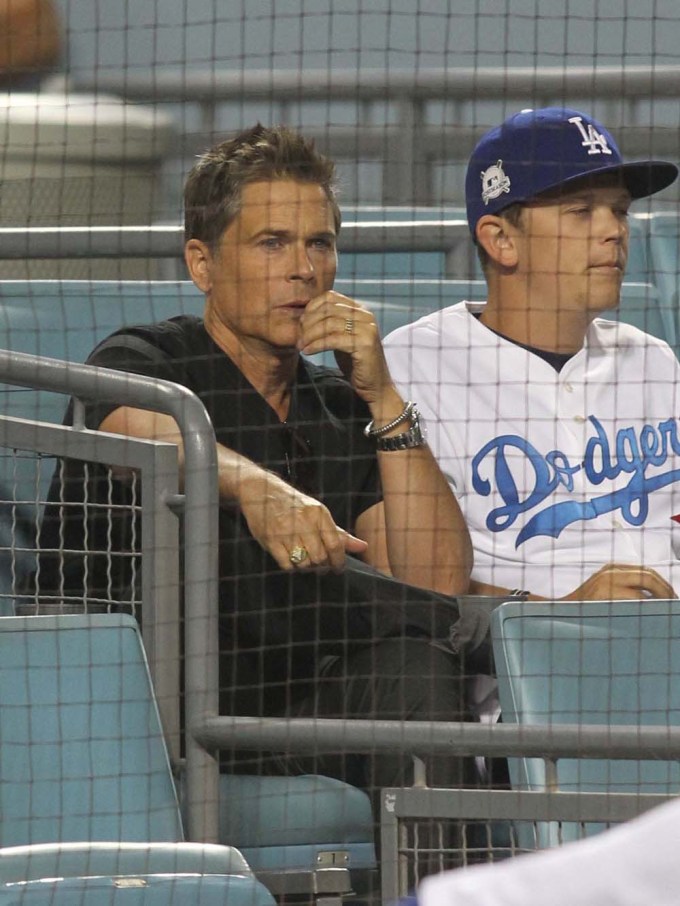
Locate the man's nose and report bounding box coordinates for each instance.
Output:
[289,243,315,280]
[600,207,628,243]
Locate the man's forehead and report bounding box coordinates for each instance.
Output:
[232,179,334,231]
[240,178,330,208]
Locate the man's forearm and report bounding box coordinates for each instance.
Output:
[362,387,472,596]
[99,404,275,508]
[378,443,473,596]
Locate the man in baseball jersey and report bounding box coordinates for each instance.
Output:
[384,107,680,602]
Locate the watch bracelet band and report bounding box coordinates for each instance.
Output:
[365,400,415,438]
[374,414,425,451]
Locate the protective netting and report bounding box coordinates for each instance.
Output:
[0,3,680,904]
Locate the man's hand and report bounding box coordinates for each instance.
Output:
[298,291,393,405]
[563,563,677,601]
[237,468,367,572]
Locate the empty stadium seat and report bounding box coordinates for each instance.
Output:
[0,613,275,904]
[645,212,680,349]
[491,599,680,845]
[218,774,376,875]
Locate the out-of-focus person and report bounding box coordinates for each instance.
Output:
[0,0,61,88]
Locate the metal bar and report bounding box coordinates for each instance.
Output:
[194,715,680,761]
[384,98,419,204]
[139,442,181,764]
[0,349,221,843]
[383,787,674,825]
[380,787,678,901]
[380,792,401,906]
[0,221,470,259]
[73,65,680,102]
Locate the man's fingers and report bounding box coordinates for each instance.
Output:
[634,568,676,598]
[569,563,678,601]
[591,564,677,600]
[299,294,376,354]
[342,531,369,554]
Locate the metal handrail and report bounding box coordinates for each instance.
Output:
[0,220,469,257]
[0,349,220,843]
[195,715,680,762]
[76,64,680,103]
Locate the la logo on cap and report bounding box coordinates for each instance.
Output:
[481,159,511,205]
[568,115,613,156]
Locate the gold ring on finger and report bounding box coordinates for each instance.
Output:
[289,545,309,565]
[344,318,355,334]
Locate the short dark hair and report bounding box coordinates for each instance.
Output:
[183,123,341,247]
[476,202,525,273]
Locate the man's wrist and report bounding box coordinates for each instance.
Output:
[365,400,416,438]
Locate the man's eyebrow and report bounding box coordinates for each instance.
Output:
[250,228,336,240]
[309,230,336,240]
[250,228,293,239]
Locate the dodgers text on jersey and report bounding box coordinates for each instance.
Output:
[471,415,680,547]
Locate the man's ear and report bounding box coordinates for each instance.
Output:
[184,239,214,292]
[476,215,519,268]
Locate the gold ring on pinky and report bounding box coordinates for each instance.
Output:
[289,546,309,565]
[344,318,355,334]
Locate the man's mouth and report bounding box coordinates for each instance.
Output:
[588,262,623,273]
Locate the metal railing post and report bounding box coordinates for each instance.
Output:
[0,349,221,842]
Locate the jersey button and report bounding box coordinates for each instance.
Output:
[564,382,574,392]
[573,414,586,422]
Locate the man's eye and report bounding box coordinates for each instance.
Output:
[260,237,282,249]
[310,238,333,250]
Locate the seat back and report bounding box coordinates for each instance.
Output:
[600,281,675,349]
[0,280,205,424]
[492,600,680,843]
[646,212,680,350]
[0,613,183,846]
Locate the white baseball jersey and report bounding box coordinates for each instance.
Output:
[384,301,680,599]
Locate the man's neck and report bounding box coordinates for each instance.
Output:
[480,293,592,355]
[204,314,297,420]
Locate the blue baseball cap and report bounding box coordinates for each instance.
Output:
[465,107,678,238]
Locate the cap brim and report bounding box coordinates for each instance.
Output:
[552,160,679,200]
[618,161,679,199]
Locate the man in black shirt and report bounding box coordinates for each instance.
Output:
[38,125,482,807]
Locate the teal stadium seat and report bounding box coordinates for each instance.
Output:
[491,599,680,846]
[626,213,652,284]
[645,212,680,352]
[0,613,275,905]
[0,280,377,890]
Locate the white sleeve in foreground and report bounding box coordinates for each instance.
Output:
[417,796,680,906]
